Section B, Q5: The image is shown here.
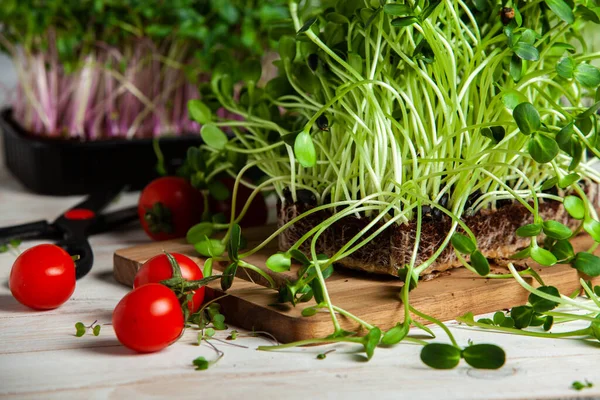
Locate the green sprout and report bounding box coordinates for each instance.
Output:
[185,0,600,369]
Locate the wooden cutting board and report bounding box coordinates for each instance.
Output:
[113,226,598,343]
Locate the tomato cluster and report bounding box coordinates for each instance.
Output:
[8,244,206,354]
[113,252,205,353]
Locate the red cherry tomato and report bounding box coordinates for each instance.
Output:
[112,283,184,353]
[209,178,268,227]
[138,177,204,241]
[9,244,76,310]
[133,253,205,313]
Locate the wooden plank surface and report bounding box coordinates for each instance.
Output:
[113,226,599,343]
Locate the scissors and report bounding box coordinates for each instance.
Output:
[0,187,138,279]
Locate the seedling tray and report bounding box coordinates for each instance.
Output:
[0,109,202,195]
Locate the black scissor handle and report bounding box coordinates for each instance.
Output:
[68,186,127,214]
[57,239,94,280]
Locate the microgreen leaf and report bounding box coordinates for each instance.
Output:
[556,56,575,79]
[221,261,239,291]
[381,323,409,345]
[228,224,242,261]
[420,343,461,369]
[398,267,418,291]
[511,305,534,329]
[574,63,600,88]
[187,222,215,244]
[531,246,557,266]
[545,0,574,24]
[502,90,528,110]
[493,312,506,325]
[188,100,212,125]
[578,100,600,120]
[201,124,228,150]
[542,220,571,240]
[516,223,542,237]
[316,350,334,360]
[193,356,210,370]
[301,307,317,317]
[212,314,227,330]
[470,250,490,276]
[481,126,505,144]
[208,180,230,201]
[543,316,554,331]
[572,252,600,277]
[364,327,382,360]
[551,240,574,261]
[528,286,560,312]
[558,173,580,189]
[348,53,363,75]
[204,327,216,337]
[296,285,314,303]
[541,177,558,191]
[462,344,506,369]
[592,321,600,341]
[310,278,326,304]
[556,123,573,147]
[383,4,411,16]
[297,17,317,34]
[0,244,8,253]
[513,42,539,61]
[584,219,600,242]
[564,196,585,220]
[451,233,476,254]
[266,77,293,99]
[75,322,86,337]
[203,258,213,278]
[294,130,316,168]
[528,133,559,163]
[326,12,349,24]
[519,29,537,45]
[513,102,540,135]
[421,0,441,19]
[194,236,226,258]
[509,54,522,82]
[571,380,593,391]
[92,324,101,336]
[241,58,262,84]
[266,252,292,272]
[391,16,419,27]
[290,249,311,266]
[472,0,489,12]
[500,317,515,328]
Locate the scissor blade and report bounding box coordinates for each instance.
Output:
[60,186,127,218]
[89,206,138,235]
[0,220,58,242]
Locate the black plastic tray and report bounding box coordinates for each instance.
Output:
[0,109,202,195]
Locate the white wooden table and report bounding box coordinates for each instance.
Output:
[1,158,599,400]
